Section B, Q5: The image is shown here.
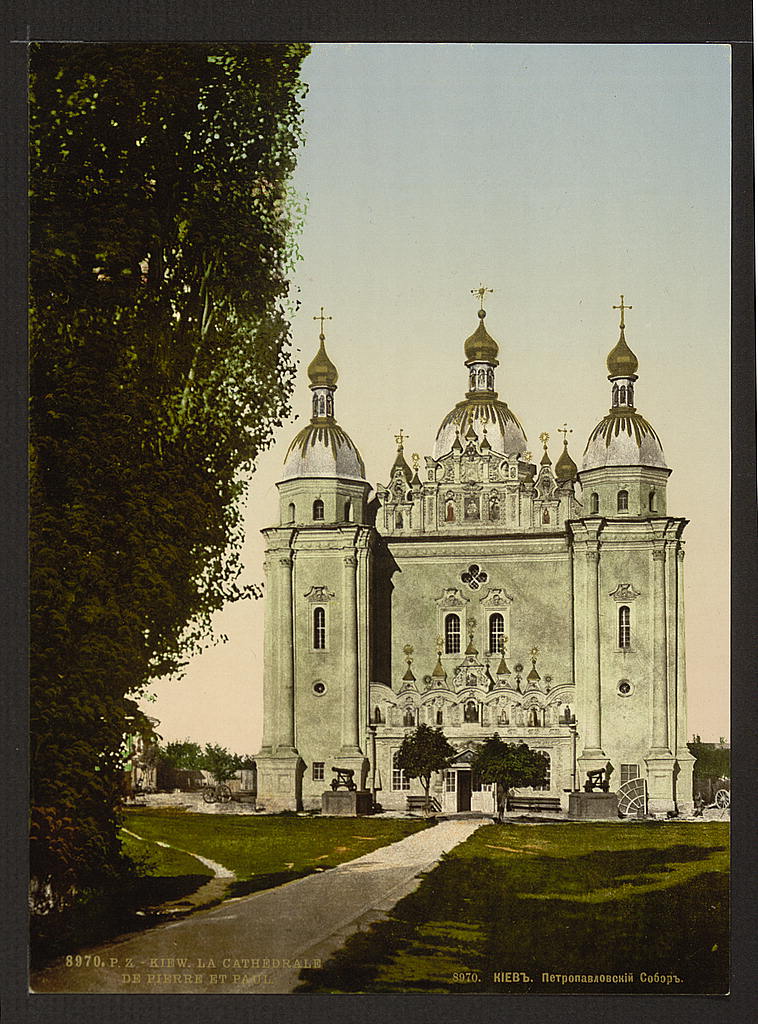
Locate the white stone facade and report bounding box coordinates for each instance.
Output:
[255,309,694,815]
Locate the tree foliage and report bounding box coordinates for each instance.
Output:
[395,724,457,813]
[470,736,549,820]
[30,43,310,914]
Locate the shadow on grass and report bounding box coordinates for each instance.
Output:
[296,841,729,994]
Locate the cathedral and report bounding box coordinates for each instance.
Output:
[255,294,694,816]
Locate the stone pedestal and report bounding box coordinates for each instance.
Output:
[255,754,302,812]
[645,752,677,814]
[321,789,373,816]
[568,791,619,819]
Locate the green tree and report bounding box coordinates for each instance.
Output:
[470,736,549,821]
[395,724,457,814]
[30,43,309,920]
[200,743,241,784]
[162,740,205,772]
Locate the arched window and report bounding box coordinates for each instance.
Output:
[373,705,383,724]
[464,700,479,723]
[396,510,403,528]
[444,613,461,654]
[436,707,444,725]
[617,489,629,512]
[619,385,627,405]
[313,607,326,650]
[487,368,494,390]
[313,498,324,521]
[344,500,353,522]
[403,707,415,727]
[446,502,456,523]
[527,708,539,727]
[649,490,656,513]
[287,502,296,524]
[618,605,631,649]
[392,750,410,791]
[489,613,505,654]
[542,508,550,524]
[534,750,551,791]
[612,384,619,408]
[590,492,599,514]
[469,370,476,391]
[326,393,334,416]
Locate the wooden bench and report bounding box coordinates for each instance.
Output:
[406,795,442,813]
[508,795,562,813]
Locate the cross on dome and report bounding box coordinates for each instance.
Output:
[471,284,494,312]
[612,294,633,329]
[312,305,333,339]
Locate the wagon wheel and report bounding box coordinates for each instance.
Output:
[202,785,216,803]
[217,784,232,803]
[715,789,730,809]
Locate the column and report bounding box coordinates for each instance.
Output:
[675,547,688,750]
[259,556,276,754]
[276,552,297,755]
[582,547,604,756]
[341,553,361,753]
[650,547,670,753]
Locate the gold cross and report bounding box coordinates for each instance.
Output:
[411,452,420,471]
[539,431,550,449]
[312,306,332,338]
[395,429,407,448]
[613,295,632,329]
[530,646,540,661]
[471,284,494,311]
[558,423,573,444]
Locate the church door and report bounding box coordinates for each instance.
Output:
[456,770,472,812]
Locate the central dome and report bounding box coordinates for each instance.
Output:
[434,395,527,459]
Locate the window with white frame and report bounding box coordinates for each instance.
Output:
[445,613,461,654]
[392,750,410,791]
[312,762,325,781]
[313,498,325,521]
[620,763,640,784]
[489,612,505,654]
[617,489,629,512]
[313,606,327,649]
[444,770,456,792]
[618,605,631,649]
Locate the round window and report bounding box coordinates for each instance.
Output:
[312,681,327,696]
[617,679,633,697]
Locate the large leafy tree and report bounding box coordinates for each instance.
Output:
[395,724,457,814]
[30,43,309,916]
[470,736,549,821]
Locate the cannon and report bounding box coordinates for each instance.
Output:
[330,766,357,791]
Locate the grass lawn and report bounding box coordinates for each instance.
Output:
[122,808,430,898]
[120,829,213,907]
[297,821,729,994]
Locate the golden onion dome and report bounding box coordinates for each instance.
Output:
[555,440,578,481]
[307,336,339,388]
[464,310,500,365]
[606,327,639,378]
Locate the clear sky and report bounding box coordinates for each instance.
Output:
[143,43,731,753]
